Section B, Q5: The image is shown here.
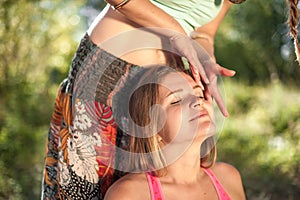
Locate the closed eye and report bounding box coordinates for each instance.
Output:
[170,99,181,105]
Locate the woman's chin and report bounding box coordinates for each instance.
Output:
[195,121,216,139]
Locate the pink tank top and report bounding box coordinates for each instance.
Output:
[146,168,231,200]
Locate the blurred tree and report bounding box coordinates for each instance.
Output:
[0,0,87,199]
[215,0,300,85]
[218,81,300,199]
[214,1,300,199]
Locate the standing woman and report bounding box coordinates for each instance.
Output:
[41,0,246,199]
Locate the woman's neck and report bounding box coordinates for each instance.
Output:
[161,142,204,184]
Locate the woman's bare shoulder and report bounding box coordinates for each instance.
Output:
[211,162,246,200]
[212,162,241,178]
[104,173,150,200]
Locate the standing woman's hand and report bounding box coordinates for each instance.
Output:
[168,32,235,117]
[169,34,210,86]
[191,36,236,117]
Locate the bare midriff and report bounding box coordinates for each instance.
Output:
[89,6,169,67]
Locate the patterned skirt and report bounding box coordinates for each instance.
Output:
[41,34,139,200]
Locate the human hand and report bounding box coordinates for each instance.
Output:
[169,34,210,89]
[191,40,235,117]
[169,33,235,117]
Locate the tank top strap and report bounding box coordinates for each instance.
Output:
[202,168,231,200]
[146,172,165,200]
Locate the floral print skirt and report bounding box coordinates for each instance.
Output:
[42,34,138,200]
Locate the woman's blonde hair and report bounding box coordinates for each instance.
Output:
[287,0,300,63]
[113,65,216,176]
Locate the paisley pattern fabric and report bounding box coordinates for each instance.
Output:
[41,34,139,199]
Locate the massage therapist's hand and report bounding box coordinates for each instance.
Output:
[191,39,236,117]
[169,33,235,117]
[169,34,211,88]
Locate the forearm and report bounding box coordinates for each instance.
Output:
[191,34,215,61]
[190,0,233,60]
[195,0,232,36]
[105,0,187,37]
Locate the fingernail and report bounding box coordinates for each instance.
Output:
[205,78,210,84]
[196,78,204,89]
[224,110,229,117]
[199,82,204,90]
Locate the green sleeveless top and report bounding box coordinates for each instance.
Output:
[151,0,224,34]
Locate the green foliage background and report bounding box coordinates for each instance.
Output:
[0,0,299,199]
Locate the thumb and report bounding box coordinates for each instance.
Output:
[217,64,236,77]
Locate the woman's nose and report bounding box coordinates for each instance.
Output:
[190,96,204,109]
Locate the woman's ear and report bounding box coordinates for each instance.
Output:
[157,136,163,143]
[156,135,165,146]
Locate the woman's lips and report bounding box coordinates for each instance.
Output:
[189,110,209,122]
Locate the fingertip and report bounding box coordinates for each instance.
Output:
[204,77,210,84]
[230,70,236,76]
[197,80,205,90]
[218,65,236,77]
[219,104,229,117]
[224,69,236,77]
[223,110,229,117]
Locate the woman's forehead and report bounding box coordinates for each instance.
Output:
[158,72,197,93]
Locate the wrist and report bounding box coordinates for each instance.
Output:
[190,31,214,45]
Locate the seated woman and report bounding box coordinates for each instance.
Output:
[107,66,246,200]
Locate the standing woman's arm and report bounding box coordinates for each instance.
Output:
[105,0,210,85]
[191,0,233,59]
[190,0,237,116]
